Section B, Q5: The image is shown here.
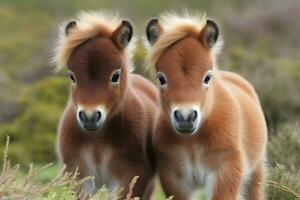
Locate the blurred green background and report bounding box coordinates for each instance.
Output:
[0,0,299,199]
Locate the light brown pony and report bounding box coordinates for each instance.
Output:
[52,12,158,199]
[145,13,267,200]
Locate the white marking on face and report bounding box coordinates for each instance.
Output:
[170,104,202,134]
[77,104,107,125]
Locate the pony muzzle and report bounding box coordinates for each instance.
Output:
[76,107,107,132]
[171,107,201,135]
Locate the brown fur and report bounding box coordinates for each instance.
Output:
[55,12,159,199]
[146,13,267,200]
[52,11,135,72]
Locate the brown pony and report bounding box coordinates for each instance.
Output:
[52,12,158,199]
[145,13,267,200]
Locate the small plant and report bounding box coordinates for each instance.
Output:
[267,164,300,200]
[268,123,300,171]
[267,123,300,200]
[0,136,165,200]
[0,136,88,200]
[1,130,300,200]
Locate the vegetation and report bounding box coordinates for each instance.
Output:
[267,124,300,199]
[0,137,139,200]
[0,77,69,166]
[1,124,300,199]
[0,0,299,199]
[220,0,300,126]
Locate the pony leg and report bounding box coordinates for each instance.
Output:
[119,169,154,200]
[142,178,156,200]
[246,161,265,200]
[61,158,95,198]
[132,175,155,200]
[209,154,243,200]
[159,169,189,200]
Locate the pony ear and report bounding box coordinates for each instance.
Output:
[199,19,219,49]
[112,20,133,49]
[65,21,77,36]
[146,18,163,45]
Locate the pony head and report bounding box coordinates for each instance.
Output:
[53,11,135,132]
[145,12,223,135]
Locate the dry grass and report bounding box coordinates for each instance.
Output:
[0,136,89,200]
[267,123,300,200]
[1,132,300,199]
[0,136,172,200]
[267,164,300,200]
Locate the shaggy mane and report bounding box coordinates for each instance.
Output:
[144,12,223,69]
[52,11,136,72]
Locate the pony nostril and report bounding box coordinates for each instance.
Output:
[174,110,184,122]
[188,111,198,122]
[78,111,88,123]
[77,109,104,131]
[91,111,102,123]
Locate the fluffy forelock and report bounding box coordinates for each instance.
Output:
[51,11,136,72]
[144,11,223,70]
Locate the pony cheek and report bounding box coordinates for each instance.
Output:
[200,93,209,106]
[104,93,120,117]
[161,100,172,119]
[70,90,79,108]
[161,93,173,110]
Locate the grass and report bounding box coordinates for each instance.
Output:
[266,124,300,200]
[0,0,299,198]
[1,125,300,200]
[267,164,300,200]
[0,136,86,200]
[0,136,173,200]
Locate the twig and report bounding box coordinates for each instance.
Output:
[266,180,300,198]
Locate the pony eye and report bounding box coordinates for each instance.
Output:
[204,74,212,84]
[157,72,167,88]
[111,69,121,85]
[69,72,76,83]
[203,71,213,86]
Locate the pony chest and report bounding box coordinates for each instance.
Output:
[80,147,117,191]
[177,147,210,190]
